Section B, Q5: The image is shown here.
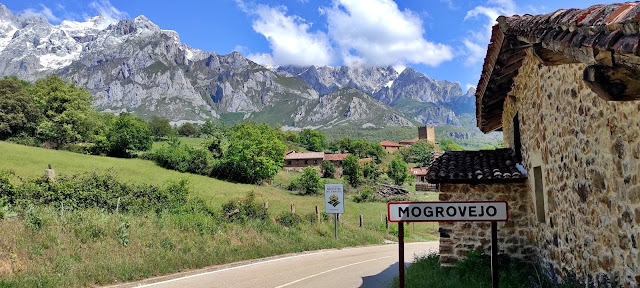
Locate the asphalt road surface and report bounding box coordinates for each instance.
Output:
[115,241,438,288]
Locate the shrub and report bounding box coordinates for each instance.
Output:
[276,212,302,228]
[9,170,192,214]
[352,187,379,203]
[296,167,322,195]
[320,161,335,178]
[150,141,214,176]
[220,191,269,223]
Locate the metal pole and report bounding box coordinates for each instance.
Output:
[491,221,498,288]
[334,213,338,240]
[399,222,405,288]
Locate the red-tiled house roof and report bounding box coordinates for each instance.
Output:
[476,2,640,132]
[410,167,428,176]
[380,141,402,147]
[285,152,325,160]
[399,138,419,145]
[323,153,349,161]
[426,148,527,184]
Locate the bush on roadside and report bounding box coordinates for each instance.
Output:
[276,212,302,228]
[220,191,269,223]
[3,170,193,214]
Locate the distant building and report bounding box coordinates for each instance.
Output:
[284,152,324,169]
[323,153,349,168]
[379,141,403,153]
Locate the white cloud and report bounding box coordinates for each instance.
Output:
[325,0,453,67]
[21,5,60,23]
[462,0,517,66]
[89,0,128,25]
[440,0,458,10]
[251,5,334,66]
[247,53,276,68]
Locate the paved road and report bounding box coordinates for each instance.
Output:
[115,242,438,288]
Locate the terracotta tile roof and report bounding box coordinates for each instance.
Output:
[399,138,420,145]
[380,141,403,147]
[285,152,325,160]
[324,153,349,161]
[410,167,428,176]
[426,148,527,184]
[476,2,640,132]
[359,157,373,163]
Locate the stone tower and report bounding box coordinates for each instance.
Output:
[418,126,436,143]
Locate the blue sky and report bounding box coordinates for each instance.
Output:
[1,0,620,91]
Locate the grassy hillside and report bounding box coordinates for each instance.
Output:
[0,141,440,286]
[0,141,437,239]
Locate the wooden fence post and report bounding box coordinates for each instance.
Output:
[385,217,389,233]
[264,201,269,209]
[360,214,364,228]
[315,206,320,221]
[291,203,295,214]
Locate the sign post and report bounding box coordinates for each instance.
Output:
[387,201,508,288]
[325,184,344,240]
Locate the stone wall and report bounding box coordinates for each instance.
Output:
[438,183,534,265]
[503,49,640,286]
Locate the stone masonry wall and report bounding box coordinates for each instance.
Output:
[503,49,640,286]
[438,183,534,265]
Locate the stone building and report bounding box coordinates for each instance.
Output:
[428,2,640,286]
[380,141,402,153]
[284,152,324,170]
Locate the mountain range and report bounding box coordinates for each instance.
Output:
[0,4,481,137]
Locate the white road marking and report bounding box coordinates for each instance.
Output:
[273,256,391,288]
[134,250,336,287]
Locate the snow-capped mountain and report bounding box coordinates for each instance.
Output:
[0,4,470,129]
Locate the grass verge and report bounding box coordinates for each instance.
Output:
[388,250,580,288]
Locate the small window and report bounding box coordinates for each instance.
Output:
[534,166,546,223]
[287,161,291,165]
[305,160,308,164]
[313,160,317,164]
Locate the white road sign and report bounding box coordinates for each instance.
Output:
[387,201,508,222]
[325,184,344,214]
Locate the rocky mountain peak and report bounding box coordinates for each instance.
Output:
[0,4,15,21]
[465,87,476,97]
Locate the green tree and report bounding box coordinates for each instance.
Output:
[299,129,327,152]
[106,113,153,157]
[29,75,95,146]
[342,154,360,187]
[214,123,286,184]
[177,122,198,137]
[367,143,385,162]
[350,139,369,158]
[297,167,322,195]
[149,116,172,140]
[362,161,380,181]
[320,160,336,178]
[388,156,409,186]
[439,139,464,151]
[200,120,217,137]
[401,140,434,167]
[0,77,41,137]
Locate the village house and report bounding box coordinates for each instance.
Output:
[427,2,640,286]
[379,140,402,154]
[283,152,324,169]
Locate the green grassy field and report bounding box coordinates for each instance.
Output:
[0,141,438,240]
